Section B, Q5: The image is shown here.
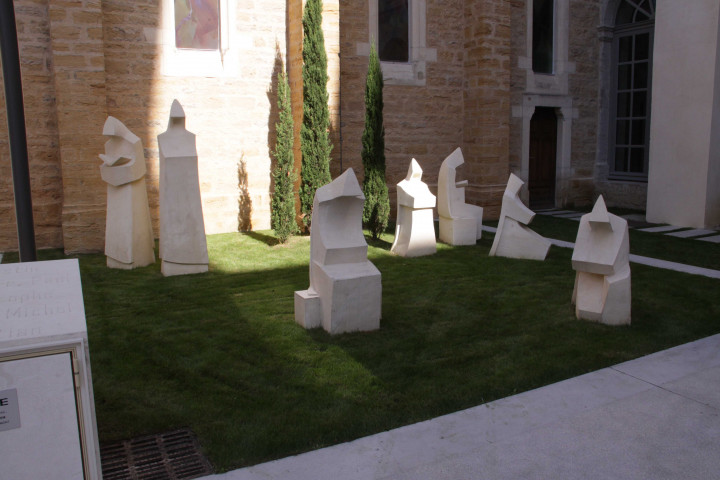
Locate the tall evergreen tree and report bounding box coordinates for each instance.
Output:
[271,69,299,244]
[299,0,332,229]
[361,44,390,239]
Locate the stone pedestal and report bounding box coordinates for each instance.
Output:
[391,159,437,257]
[295,168,382,334]
[437,148,483,246]
[572,196,631,325]
[490,173,550,260]
[0,259,102,479]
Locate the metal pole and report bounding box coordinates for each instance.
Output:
[1,0,37,262]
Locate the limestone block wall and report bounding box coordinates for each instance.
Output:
[1,0,291,253]
[463,0,512,219]
[103,0,288,240]
[566,0,600,207]
[49,0,109,253]
[0,0,64,251]
[339,0,508,220]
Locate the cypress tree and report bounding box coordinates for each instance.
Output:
[271,69,299,244]
[300,0,332,229]
[361,44,390,239]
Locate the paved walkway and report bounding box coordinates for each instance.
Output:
[537,208,720,242]
[201,334,720,480]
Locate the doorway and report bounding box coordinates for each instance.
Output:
[529,107,557,209]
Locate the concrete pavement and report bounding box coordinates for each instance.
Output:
[201,334,720,480]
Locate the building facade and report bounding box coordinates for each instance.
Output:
[1,0,718,253]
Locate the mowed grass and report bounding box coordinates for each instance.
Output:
[3,224,720,472]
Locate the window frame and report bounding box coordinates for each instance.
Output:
[532,0,555,75]
[161,0,238,77]
[607,0,655,181]
[363,0,436,86]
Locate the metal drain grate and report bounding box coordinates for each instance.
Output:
[100,429,214,480]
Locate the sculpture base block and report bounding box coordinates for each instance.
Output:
[107,255,154,270]
[313,262,381,335]
[491,218,550,260]
[294,290,322,329]
[391,208,437,257]
[573,268,631,326]
[439,215,480,246]
[161,261,208,277]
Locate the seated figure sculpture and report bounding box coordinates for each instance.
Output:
[157,100,209,276]
[438,148,483,245]
[295,168,382,334]
[571,195,631,325]
[489,173,550,260]
[99,116,155,269]
[391,159,437,257]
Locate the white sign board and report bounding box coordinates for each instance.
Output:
[0,259,102,479]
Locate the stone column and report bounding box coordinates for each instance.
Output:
[646,0,720,228]
[48,0,108,253]
[462,0,512,220]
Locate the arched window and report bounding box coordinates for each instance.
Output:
[609,0,655,180]
[379,0,409,63]
[532,0,554,74]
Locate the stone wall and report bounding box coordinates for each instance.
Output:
[463,0,512,219]
[2,0,629,253]
[339,0,509,220]
[339,0,465,205]
[0,0,64,251]
[566,0,601,208]
[1,0,291,253]
[509,0,601,211]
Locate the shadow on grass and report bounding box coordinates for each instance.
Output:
[5,232,720,473]
[244,230,280,247]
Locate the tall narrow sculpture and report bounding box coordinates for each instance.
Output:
[571,196,631,325]
[489,173,550,260]
[437,148,483,245]
[391,159,437,257]
[158,100,209,276]
[295,168,382,334]
[100,116,155,269]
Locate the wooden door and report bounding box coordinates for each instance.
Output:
[529,107,557,209]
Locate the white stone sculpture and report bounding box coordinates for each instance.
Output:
[158,99,209,276]
[391,159,437,257]
[100,116,155,269]
[489,173,550,260]
[295,168,382,334]
[437,148,483,245]
[571,195,631,325]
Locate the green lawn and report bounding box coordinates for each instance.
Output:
[2,221,720,472]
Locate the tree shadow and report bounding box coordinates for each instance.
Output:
[245,230,280,247]
[238,155,252,231]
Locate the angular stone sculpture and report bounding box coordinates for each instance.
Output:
[391,159,437,257]
[437,148,483,245]
[100,116,155,269]
[571,195,631,325]
[158,100,209,276]
[489,173,550,260]
[295,168,381,334]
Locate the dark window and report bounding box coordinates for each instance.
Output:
[532,0,554,74]
[379,0,409,62]
[609,0,655,180]
[175,0,220,50]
